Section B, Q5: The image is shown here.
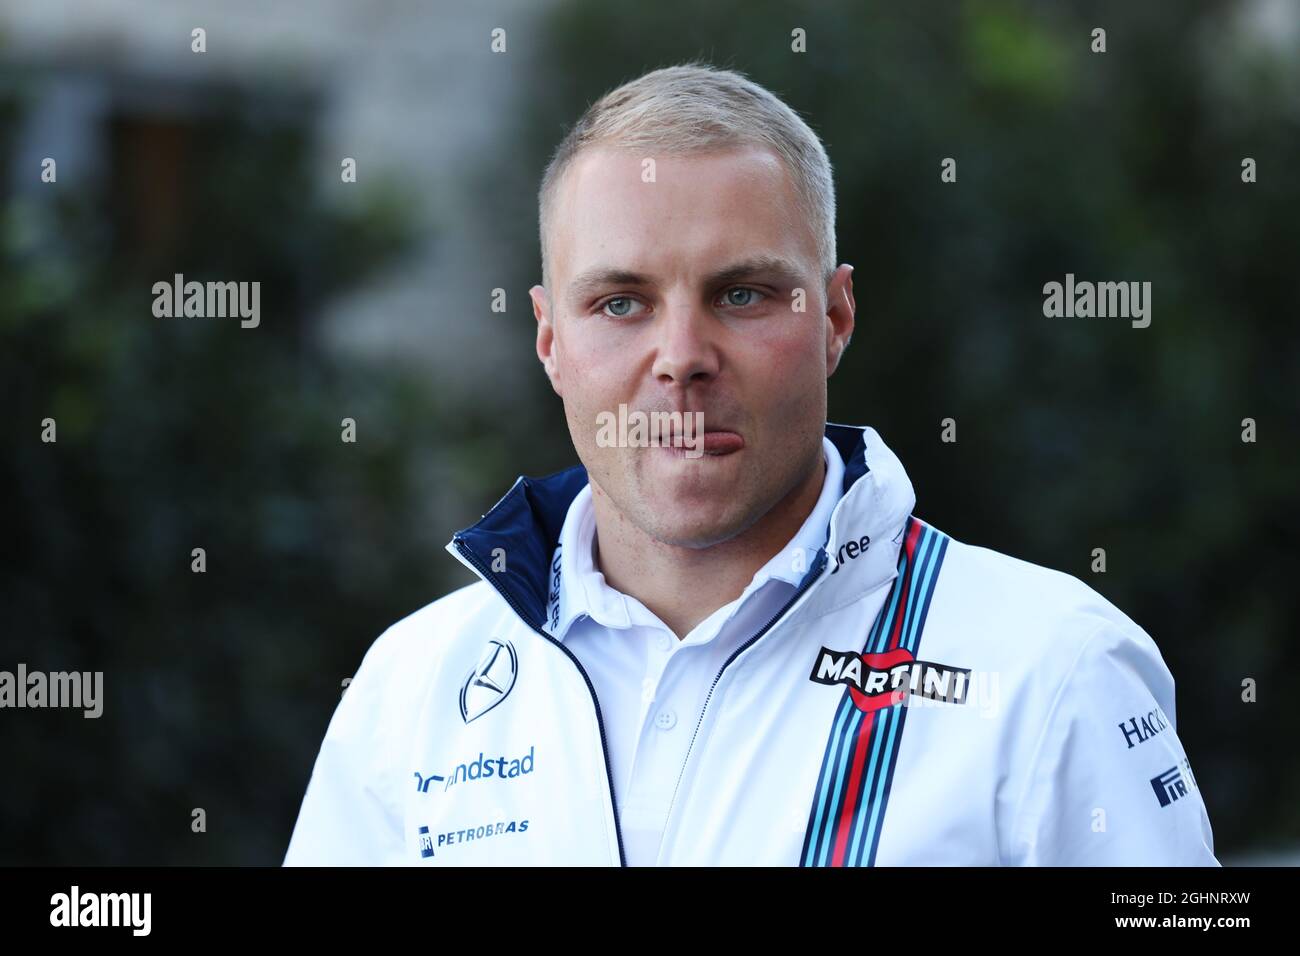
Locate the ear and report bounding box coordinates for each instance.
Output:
[825,264,855,377]
[531,284,562,396]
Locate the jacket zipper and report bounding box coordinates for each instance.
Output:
[658,548,831,853]
[452,534,628,867]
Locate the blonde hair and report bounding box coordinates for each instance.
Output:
[538,61,837,294]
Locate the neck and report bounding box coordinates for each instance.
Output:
[589,451,827,640]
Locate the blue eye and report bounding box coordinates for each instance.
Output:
[601,296,646,318]
[722,287,765,307]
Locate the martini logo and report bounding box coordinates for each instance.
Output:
[460,639,517,724]
[810,646,971,712]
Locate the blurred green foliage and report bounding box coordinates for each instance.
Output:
[0,80,503,862]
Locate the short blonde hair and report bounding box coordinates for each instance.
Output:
[538,60,837,294]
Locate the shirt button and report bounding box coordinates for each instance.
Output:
[656,634,672,652]
[655,709,677,731]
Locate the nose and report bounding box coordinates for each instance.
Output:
[650,296,721,386]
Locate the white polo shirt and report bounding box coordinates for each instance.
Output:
[544,436,846,865]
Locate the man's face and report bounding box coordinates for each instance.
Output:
[531,144,854,549]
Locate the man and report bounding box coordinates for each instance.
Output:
[284,63,1217,866]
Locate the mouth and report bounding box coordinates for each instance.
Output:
[657,429,745,458]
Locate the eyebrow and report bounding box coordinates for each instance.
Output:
[566,255,807,308]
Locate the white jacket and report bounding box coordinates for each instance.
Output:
[283,423,1218,866]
